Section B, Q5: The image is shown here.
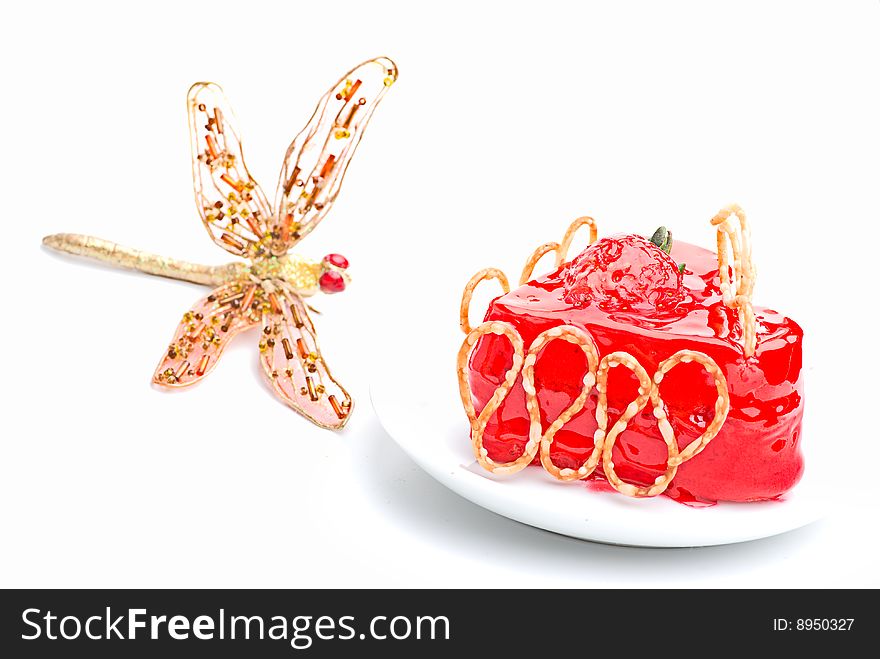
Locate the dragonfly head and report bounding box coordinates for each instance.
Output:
[318,253,350,294]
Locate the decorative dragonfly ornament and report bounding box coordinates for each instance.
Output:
[43,56,398,430]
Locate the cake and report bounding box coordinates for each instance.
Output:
[457,207,804,504]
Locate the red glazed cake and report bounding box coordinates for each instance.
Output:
[457,208,804,504]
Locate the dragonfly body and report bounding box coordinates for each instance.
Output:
[42,233,344,296]
[43,57,397,430]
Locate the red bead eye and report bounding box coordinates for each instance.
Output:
[319,271,346,294]
[323,253,349,269]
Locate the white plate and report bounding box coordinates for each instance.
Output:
[370,335,827,548]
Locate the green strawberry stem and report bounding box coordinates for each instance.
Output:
[650,226,685,274]
[650,226,672,254]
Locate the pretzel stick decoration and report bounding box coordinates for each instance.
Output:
[519,216,598,285]
[459,268,510,334]
[457,321,535,475]
[653,350,730,466]
[597,352,668,497]
[458,321,730,497]
[599,349,730,497]
[711,204,757,357]
[460,217,599,335]
[519,242,561,286]
[556,216,598,267]
[521,326,600,481]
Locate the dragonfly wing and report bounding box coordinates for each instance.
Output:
[270,57,398,254]
[258,285,353,429]
[154,282,260,387]
[188,83,273,258]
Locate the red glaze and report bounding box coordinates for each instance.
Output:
[467,239,804,504]
[323,253,350,269]
[319,270,346,294]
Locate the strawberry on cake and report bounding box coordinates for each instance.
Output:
[457,207,804,505]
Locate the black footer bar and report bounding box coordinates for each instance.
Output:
[0,588,871,656]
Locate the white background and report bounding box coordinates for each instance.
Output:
[1,0,878,587]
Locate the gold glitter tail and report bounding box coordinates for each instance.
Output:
[42,233,244,287]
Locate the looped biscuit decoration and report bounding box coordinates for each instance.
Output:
[519,242,562,286]
[557,216,598,267]
[459,269,510,334]
[711,204,756,357]
[652,350,730,466]
[456,321,531,475]
[518,216,599,285]
[458,323,731,498]
[522,326,600,481]
[461,216,599,332]
[596,351,664,497]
